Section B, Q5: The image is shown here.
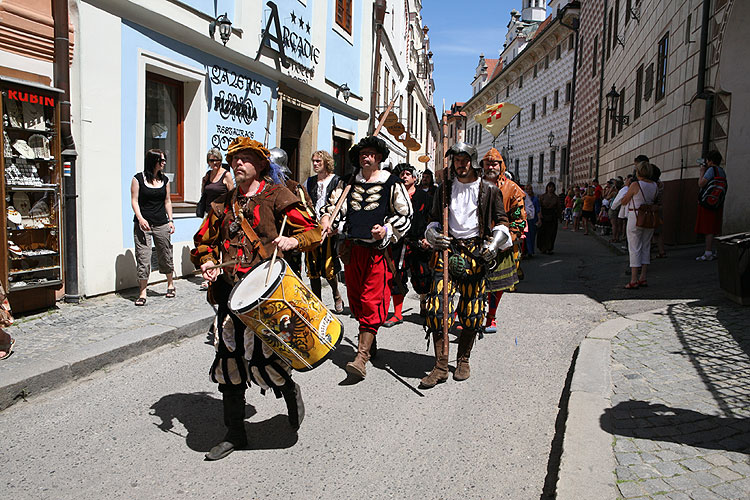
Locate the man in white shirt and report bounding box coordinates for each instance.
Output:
[422,142,512,388]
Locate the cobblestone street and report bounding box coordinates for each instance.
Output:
[608,303,750,499]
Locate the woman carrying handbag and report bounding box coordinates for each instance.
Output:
[612,161,659,289]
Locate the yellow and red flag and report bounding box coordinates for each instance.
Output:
[474,102,521,138]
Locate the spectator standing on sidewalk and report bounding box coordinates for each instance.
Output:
[130,149,176,306]
[571,189,583,232]
[608,177,625,242]
[524,184,540,257]
[562,187,574,230]
[592,179,603,217]
[0,282,15,360]
[581,186,596,235]
[537,182,561,254]
[695,150,727,261]
[651,165,667,258]
[197,148,234,290]
[614,161,659,289]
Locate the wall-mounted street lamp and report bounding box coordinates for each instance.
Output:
[548,131,560,151]
[606,85,630,125]
[336,83,351,103]
[209,13,233,46]
[628,5,641,23]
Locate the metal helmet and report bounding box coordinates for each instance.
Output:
[269,147,290,173]
[446,142,479,171]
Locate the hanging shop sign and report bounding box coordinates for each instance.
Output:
[207,64,274,151]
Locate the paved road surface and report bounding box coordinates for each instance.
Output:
[5,228,709,499]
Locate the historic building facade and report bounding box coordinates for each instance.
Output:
[461,2,579,193]
[575,0,747,242]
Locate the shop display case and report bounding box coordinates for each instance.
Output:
[0,77,63,309]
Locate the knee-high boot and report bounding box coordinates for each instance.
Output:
[345,330,374,379]
[205,389,248,461]
[420,332,449,388]
[454,330,477,381]
[310,278,322,300]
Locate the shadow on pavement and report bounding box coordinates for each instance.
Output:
[601,401,750,454]
[668,300,750,418]
[150,392,299,452]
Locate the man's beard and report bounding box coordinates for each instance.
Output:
[484,170,499,181]
[455,167,473,179]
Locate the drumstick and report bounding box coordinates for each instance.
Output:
[265,215,288,286]
[192,259,239,274]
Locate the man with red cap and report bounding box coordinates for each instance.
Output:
[191,137,321,460]
[320,136,412,380]
[481,147,526,334]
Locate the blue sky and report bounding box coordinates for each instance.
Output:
[422,0,519,114]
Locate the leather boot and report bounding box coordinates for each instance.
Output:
[281,381,305,430]
[420,333,449,388]
[370,335,378,359]
[345,330,375,379]
[205,390,248,460]
[454,330,477,381]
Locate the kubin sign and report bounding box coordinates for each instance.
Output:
[256,1,320,81]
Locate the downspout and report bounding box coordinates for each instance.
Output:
[697,0,713,157]
[595,0,609,181]
[53,0,80,303]
[559,4,580,191]
[370,1,386,135]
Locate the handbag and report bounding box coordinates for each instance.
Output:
[633,182,661,229]
[195,173,210,217]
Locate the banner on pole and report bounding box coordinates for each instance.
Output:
[474,102,521,138]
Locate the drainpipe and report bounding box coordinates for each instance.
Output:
[595,0,609,181]
[370,1,386,135]
[53,0,80,303]
[559,3,580,191]
[697,0,713,157]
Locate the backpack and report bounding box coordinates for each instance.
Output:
[699,167,727,210]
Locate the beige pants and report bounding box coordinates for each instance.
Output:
[134,222,174,280]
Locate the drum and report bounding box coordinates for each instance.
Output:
[228,258,343,371]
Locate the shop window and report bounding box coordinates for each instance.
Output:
[336,0,352,35]
[656,32,669,102]
[145,72,184,201]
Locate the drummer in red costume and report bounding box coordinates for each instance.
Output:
[319,136,412,380]
[191,137,321,461]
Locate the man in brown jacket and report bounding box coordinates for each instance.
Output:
[192,137,321,460]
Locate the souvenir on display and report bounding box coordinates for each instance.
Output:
[3,97,23,128]
[29,197,50,217]
[12,139,35,159]
[22,101,45,130]
[3,130,13,157]
[7,207,22,226]
[13,192,31,216]
[28,134,51,159]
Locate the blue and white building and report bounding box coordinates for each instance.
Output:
[73,0,375,295]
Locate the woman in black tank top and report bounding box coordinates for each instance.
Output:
[130,149,175,305]
[199,148,234,215]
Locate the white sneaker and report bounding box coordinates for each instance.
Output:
[696,253,715,261]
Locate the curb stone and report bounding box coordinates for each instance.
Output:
[556,315,638,499]
[0,314,213,411]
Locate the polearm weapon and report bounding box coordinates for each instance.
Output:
[322,91,401,242]
[441,169,450,358]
